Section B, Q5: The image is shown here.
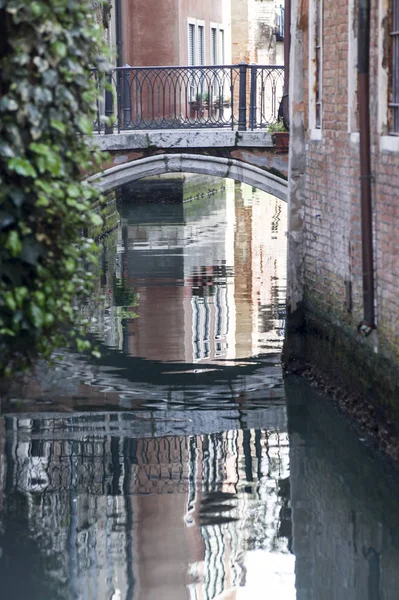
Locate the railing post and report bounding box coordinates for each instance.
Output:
[249,64,257,130]
[238,62,247,131]
[123,65,132,129]
[104,73,114,135]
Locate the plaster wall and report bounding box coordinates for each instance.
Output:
[118,0,230,67]
[178,0,226,65]
[120,0,180,66]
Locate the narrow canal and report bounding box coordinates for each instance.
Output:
[1,176,399,600]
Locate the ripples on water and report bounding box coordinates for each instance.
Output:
[1,177,399,599]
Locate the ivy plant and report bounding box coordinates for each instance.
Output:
[0,0,110,376]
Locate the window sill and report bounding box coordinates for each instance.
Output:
[380,135,399,153]
[309,128,322,141]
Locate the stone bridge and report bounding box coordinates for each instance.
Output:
[90,129,289,202]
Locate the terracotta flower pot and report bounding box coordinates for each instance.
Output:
[272,131,289,153]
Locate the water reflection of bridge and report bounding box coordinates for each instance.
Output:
[102,180,287,365]
[0,416,291,600]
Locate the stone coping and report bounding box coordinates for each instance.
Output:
[91,129,274,151]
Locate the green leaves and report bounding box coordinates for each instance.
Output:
[5,231,22,256]
[0,0,109,375]
[8,157,36,177]
[77,115,93,135]
[51,41,67,59]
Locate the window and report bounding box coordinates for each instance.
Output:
[348,0,359,134]
[198,25,205,65]
[220,29,225,64]
[211,27,217,65]
[309,0,323,136]
[275,4,285,41]
[315,0,323,128]
[390,0,399,134]
[188,23,195,66]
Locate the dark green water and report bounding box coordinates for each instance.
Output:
[0,177,398,600]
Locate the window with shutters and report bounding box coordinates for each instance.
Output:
[188,23,195,66]
[390,0,399,133]
[348,0,359,134]
[198,25,205,65]
[378,0,399,149]
[309,0,323,138]
[211,27,217,65]
[220,29,225,64]
[315,0,323,129]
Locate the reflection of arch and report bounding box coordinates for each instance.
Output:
[89,153,288,201]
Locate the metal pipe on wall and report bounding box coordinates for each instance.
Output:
[357,0,375,333]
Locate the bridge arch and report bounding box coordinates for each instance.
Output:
[89,153,287,202]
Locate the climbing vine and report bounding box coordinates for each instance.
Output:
[0,0,110,375]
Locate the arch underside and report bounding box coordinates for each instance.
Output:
[89,153,288,202]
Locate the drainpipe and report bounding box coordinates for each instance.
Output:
[357,0,375,334]
[283,0,291,130]
[115,0,123,67]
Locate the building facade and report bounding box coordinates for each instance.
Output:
[286,0,399,414]
[101,0,232,67]
[231,0,285,65]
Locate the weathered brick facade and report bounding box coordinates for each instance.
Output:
[287,0,399,414]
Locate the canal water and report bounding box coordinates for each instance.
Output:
[1,176,399,600]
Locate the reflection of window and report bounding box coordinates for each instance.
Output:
[214,285,229,357]
[190,267,232,361]
[390,0,399,133]
[192,297,210,360]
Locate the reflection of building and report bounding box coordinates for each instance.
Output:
[4,177,287,411]
[1,416,291,600]
[119,180,237,364]
[287,380,399,600]
[104,178,286,365]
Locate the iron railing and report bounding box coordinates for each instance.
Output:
[91,63,284,133]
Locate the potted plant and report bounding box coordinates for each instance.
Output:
[268,120,289,152]
[189,91,210,117]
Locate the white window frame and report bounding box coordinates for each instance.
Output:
[210,22,218,65]
[187,18,206,66]
[378,0,399,152]
[188,18,196,66]
[309,0,323,139]
[197,20,205,66]
[348,0,359,143]
[219,28,225,65]
[210,22,226,65]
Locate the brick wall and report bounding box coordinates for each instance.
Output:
[288,0,399,396]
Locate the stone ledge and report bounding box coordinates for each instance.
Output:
[91,129,274,151]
